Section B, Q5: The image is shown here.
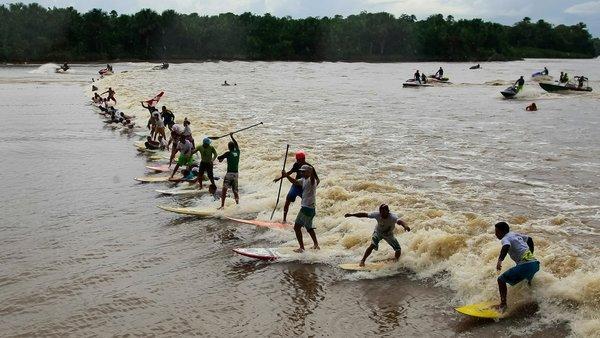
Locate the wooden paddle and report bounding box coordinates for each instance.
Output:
[208,122,263,140]
[271,144,289,220]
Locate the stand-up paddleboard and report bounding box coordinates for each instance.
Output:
[146,164,172,172]
[146,91,164,107]
[233,247,343,262]
[226,217,290,229]
[155,187,202,196]
[134,175,182,183]
[338,260,397,271]
[455,301,504,319]
[232,247,291,261]
[157,205,215,216]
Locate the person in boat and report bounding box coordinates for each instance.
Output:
[216,133,240,209]
[494,221,539,312]
[191,137,218,191]
[542,67,548,76]
[525,103,537,111]
[577,76,587,88]
[414,70,421,84]
[61,62,69,71]
[514,76,525,92]
[434,67,444,79]
[222,80,230,86]
[273,151,320,223]
[161,106,175,131]
[169,135,195,179]
[106,64,113,72]
[472,64,480,69]
[563,73,569,84]
[421,73,427,84]
[281,165,320,253]
[345,204,411,267]
[101,87,116,104]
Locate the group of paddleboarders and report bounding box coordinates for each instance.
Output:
[89,80,539,314]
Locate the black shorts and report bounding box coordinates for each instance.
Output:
[198,162,214,180]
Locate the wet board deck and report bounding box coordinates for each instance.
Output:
[233,247,343,262]
[156,205,214,216]
[338,260,397,271]
[155,187,202,196]
[226,217,290,229]
[232,247,291,260]
[455,301,504,319]
[134,175,182,183]
[146,164,172,172]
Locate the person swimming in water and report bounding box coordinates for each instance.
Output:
[345,204,410,266]
[494,221,540,312]
[525,103,538,111]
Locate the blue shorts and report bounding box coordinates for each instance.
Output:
[286,184,303,202]
[498,260,540,286]
[371,232,401,252]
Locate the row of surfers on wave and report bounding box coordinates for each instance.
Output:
[88,77,545,317]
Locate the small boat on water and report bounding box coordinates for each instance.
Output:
[403,79,432,88]
[539,82,592,93]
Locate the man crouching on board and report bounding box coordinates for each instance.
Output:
[281,165,319,252]
[494,221,540,312]
[345,204,410,266]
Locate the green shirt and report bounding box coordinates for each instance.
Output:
[218,148,240,173]
[196,144,217,163]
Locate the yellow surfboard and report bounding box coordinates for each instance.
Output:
[157,205,214,217]
[338,260,397,271]
[455,301,504,319]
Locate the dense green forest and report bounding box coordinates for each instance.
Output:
[1,2,598,62]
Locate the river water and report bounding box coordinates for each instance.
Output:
[0,60,599,337]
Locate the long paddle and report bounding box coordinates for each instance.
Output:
[270,144,289,220]
[208,122,263,140]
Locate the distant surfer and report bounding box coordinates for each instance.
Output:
[191,137,218,190]
[514,76,525,92]
[280,165,320,252]
[273,151,319,223]
[222,80,230,86]
[434,67,444,79]
[494,221,539,312]
[101,87,116,104]
[345,204,410,266]
[217,133,240,209]
[169,135,195,179]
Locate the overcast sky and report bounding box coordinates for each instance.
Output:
[3,0,599,36]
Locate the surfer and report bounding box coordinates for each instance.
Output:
[494,221,540,312]
[281,165,320,252]
[191,137,218,190]
[161,106,175,130]
[273,151,319,223]
[101,87,116,104]
[182,118,194,147]
[514,76,525,92]
[169,135,195,179]
[434,67,444,79]
[345,204,410,266]
[217,134,240,209]
[153,109,167,141]
[168,124,183,167]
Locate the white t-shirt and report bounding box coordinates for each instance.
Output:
[298,178,317,208]
[177,139,193,155]
[368,212,399,237]
[183,125,192,136]
[501,232,531,264]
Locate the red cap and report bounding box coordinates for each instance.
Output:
[295,150,306,161]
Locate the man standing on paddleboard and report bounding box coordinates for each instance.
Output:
[169,135,194,179]
[217,133,240,209]
[273,151,319,223]
[345,204,410,266]
[281,165,320,252]
[191,137,218,191]
[494,221,539,312]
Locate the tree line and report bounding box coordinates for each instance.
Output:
[1,2,598,62]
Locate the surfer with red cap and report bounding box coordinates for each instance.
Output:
[273,150,319,223]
